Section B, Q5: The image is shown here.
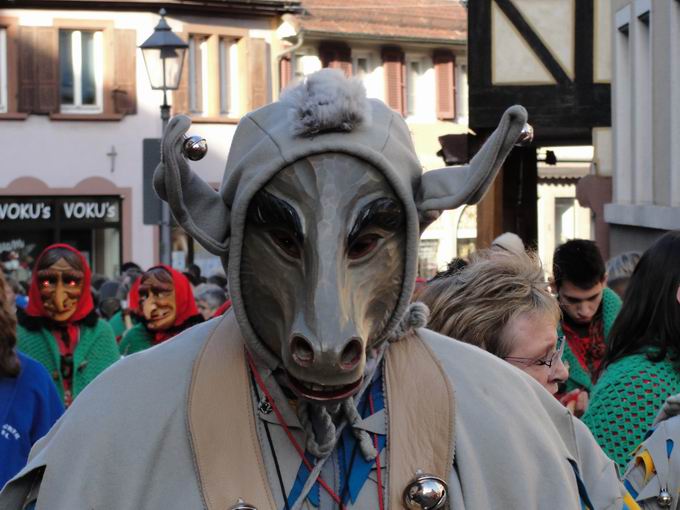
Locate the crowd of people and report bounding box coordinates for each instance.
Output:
[0,244,232,488]
[2,235,680,504]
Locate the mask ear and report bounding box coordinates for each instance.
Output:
[153,115,231,256]
[417,105,529,213]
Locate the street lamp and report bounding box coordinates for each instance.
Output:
[140,8,188,266]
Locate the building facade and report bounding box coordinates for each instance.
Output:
[282,0,470,277]
[605,0,680,254]
[0,0,298,279]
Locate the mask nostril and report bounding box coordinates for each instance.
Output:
[340,339,363,371]
[291,335,315,367]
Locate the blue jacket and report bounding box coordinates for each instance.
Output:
[0,353,63,489]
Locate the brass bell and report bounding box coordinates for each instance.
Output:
[514,123,534,147]
[657,489,672,507]
[228,498,257,510]
[402,473,448,510]
[182,135,208,161]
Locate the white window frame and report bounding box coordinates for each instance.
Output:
[293,48,321,81]
[455,57,469,124]
[60,29,104,114]
[219,37,239,117]
[0,28,7,114]
[404,53,435,121]
[188,35,209,115]
[352,50,383,101]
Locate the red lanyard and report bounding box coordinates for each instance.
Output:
[245,350,385,510]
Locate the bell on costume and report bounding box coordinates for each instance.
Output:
[657,488,672,507]
[402,471,448,510]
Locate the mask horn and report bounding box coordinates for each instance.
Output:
[153,115,231,256]
[417,105,529,214]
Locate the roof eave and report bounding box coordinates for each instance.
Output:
[302,29,466,46]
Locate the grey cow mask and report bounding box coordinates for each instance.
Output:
[155,68,528,422]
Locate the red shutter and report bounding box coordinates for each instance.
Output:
[382,47,404,115]
[434,50,455,120]
[248,37,268,109]
[113,29,137,114]
[319,41,352,77]
[279,55,292,91]
[172,32,189,115]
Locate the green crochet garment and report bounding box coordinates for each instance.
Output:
[582,352,680,472]
[559,287,622,393]
[119,323,154,356]
[108,310,140,341]
[17,320,120,404]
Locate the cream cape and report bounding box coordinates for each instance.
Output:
[1,311,626,509]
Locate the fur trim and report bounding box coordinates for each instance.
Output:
[281,68,371,137]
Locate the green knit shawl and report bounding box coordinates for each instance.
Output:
[108,310,140,340]
[119,323,154,356]
[582,352,680,472]
[17,319,120,403]
[559,287,622,393]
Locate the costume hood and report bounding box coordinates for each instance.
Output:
[25,243,94,322]
[154,69,528,369]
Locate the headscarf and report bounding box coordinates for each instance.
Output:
[26,243,94,322]
[145,265,199,344]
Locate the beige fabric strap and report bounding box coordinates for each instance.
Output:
[188,312,277,510]
[385,331,455,509]
[188,316,454,510]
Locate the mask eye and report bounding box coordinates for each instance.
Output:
[348,234,381,260]
[269,230,301,259]
[41,279,51,288]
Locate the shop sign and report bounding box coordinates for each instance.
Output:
[0,197,120,224]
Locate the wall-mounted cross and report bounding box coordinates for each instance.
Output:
[107,146,118,173]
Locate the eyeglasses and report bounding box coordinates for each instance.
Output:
[503,336,566,376]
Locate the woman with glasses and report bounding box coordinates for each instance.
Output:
[419,250,632,506]
[582,230,680,474]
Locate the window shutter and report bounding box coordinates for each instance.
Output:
[382,47,404,115]
[248,37,268,109]
[18,27,36,113]
[172,32,189,115]
[279,55,292,92]
[35,27,59,113]
[434,50,455,120]
[319,41,352,77]
[113,29,137,115]
[18,26,58,114]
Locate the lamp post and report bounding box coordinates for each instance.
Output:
[140,8,188,266]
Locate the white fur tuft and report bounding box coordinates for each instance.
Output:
[281,68,372,137]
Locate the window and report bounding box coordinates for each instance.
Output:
[59,29,104,113]
[180,33,242,118]
[404,54,435,120]
[219,37,238,117]
[188,35,208,115]
[293,51,321,80]
[352,51,382,101]
[456,205,477,258]
[418,239,439,279]
[455,59,468,123]
[0,27,7,113]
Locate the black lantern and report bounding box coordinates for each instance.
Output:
[140,9,188,105]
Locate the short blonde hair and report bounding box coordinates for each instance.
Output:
[419,250,560,358]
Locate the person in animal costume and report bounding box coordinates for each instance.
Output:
[118,265,203,355]
[15,244,119,408]
[1,70,635,509]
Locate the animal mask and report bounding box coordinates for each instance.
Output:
[155,69,529,401]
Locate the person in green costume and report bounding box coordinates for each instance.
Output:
[551,239,622,417]
[17,244,120,407]
[119,265,202,356]
[583,230,680,472]
[108,276,142,343]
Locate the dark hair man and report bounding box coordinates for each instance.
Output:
[552,240,621,411]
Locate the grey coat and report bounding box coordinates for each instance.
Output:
[1,313,627,509]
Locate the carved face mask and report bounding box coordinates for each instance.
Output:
[241,154,405,401]
[140,273,177,330]
[37,258,85,323]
